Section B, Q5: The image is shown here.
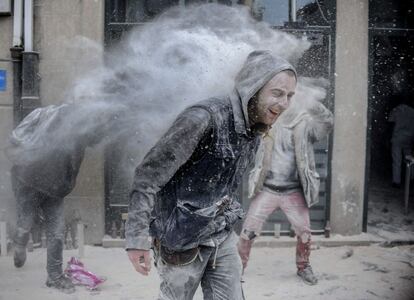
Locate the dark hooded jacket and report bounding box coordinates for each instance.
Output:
[7,103,122,198]
[8,105,86,198]
[125,50,296,251]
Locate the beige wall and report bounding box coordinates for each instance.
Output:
[65,147,105,245]
[330,0,369,235]
[0,16,13,105]
[34,0,105,106]
[34,0,105,244]
[0,14,15,228]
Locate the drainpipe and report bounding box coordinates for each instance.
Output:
[289,0,297,22]
[21,0,40,120]
[10,0,23,127]
[12,0,23,46]
[285,0,305,29]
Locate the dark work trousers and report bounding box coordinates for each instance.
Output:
[13,179,65,280]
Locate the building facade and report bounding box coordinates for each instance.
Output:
[0,0,412,244]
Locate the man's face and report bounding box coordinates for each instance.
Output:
[249,71,296,126]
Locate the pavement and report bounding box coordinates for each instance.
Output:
[1,235,414,300]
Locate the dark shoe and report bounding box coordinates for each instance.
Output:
[297,265,318,285]
[46,275,75,294]
[14,245,27,268]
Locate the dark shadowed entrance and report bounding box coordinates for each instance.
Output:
[365,0,414,234]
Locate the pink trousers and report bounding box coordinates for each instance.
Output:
[242,191,311,270]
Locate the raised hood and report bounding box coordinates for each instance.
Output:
[234,50,297,128]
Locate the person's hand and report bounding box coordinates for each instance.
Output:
[237,237,253,270]
[127,249,152,275]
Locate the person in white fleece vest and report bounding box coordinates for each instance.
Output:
[238,99,333,286]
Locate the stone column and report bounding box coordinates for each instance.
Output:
[330,0,369,235]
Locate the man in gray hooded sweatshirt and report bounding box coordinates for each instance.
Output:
[126,50,297,299]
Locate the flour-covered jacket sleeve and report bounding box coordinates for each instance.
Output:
[294,105,333,208]
[294,119,320,208]
[125,107,212,250]
[247,131,274,198]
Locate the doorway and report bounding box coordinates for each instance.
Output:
[103,0,336,235]
[366,0,414,238]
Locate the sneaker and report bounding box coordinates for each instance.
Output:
[297,265,318,285]
[13,245,27,268]
[46,275,75,294]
